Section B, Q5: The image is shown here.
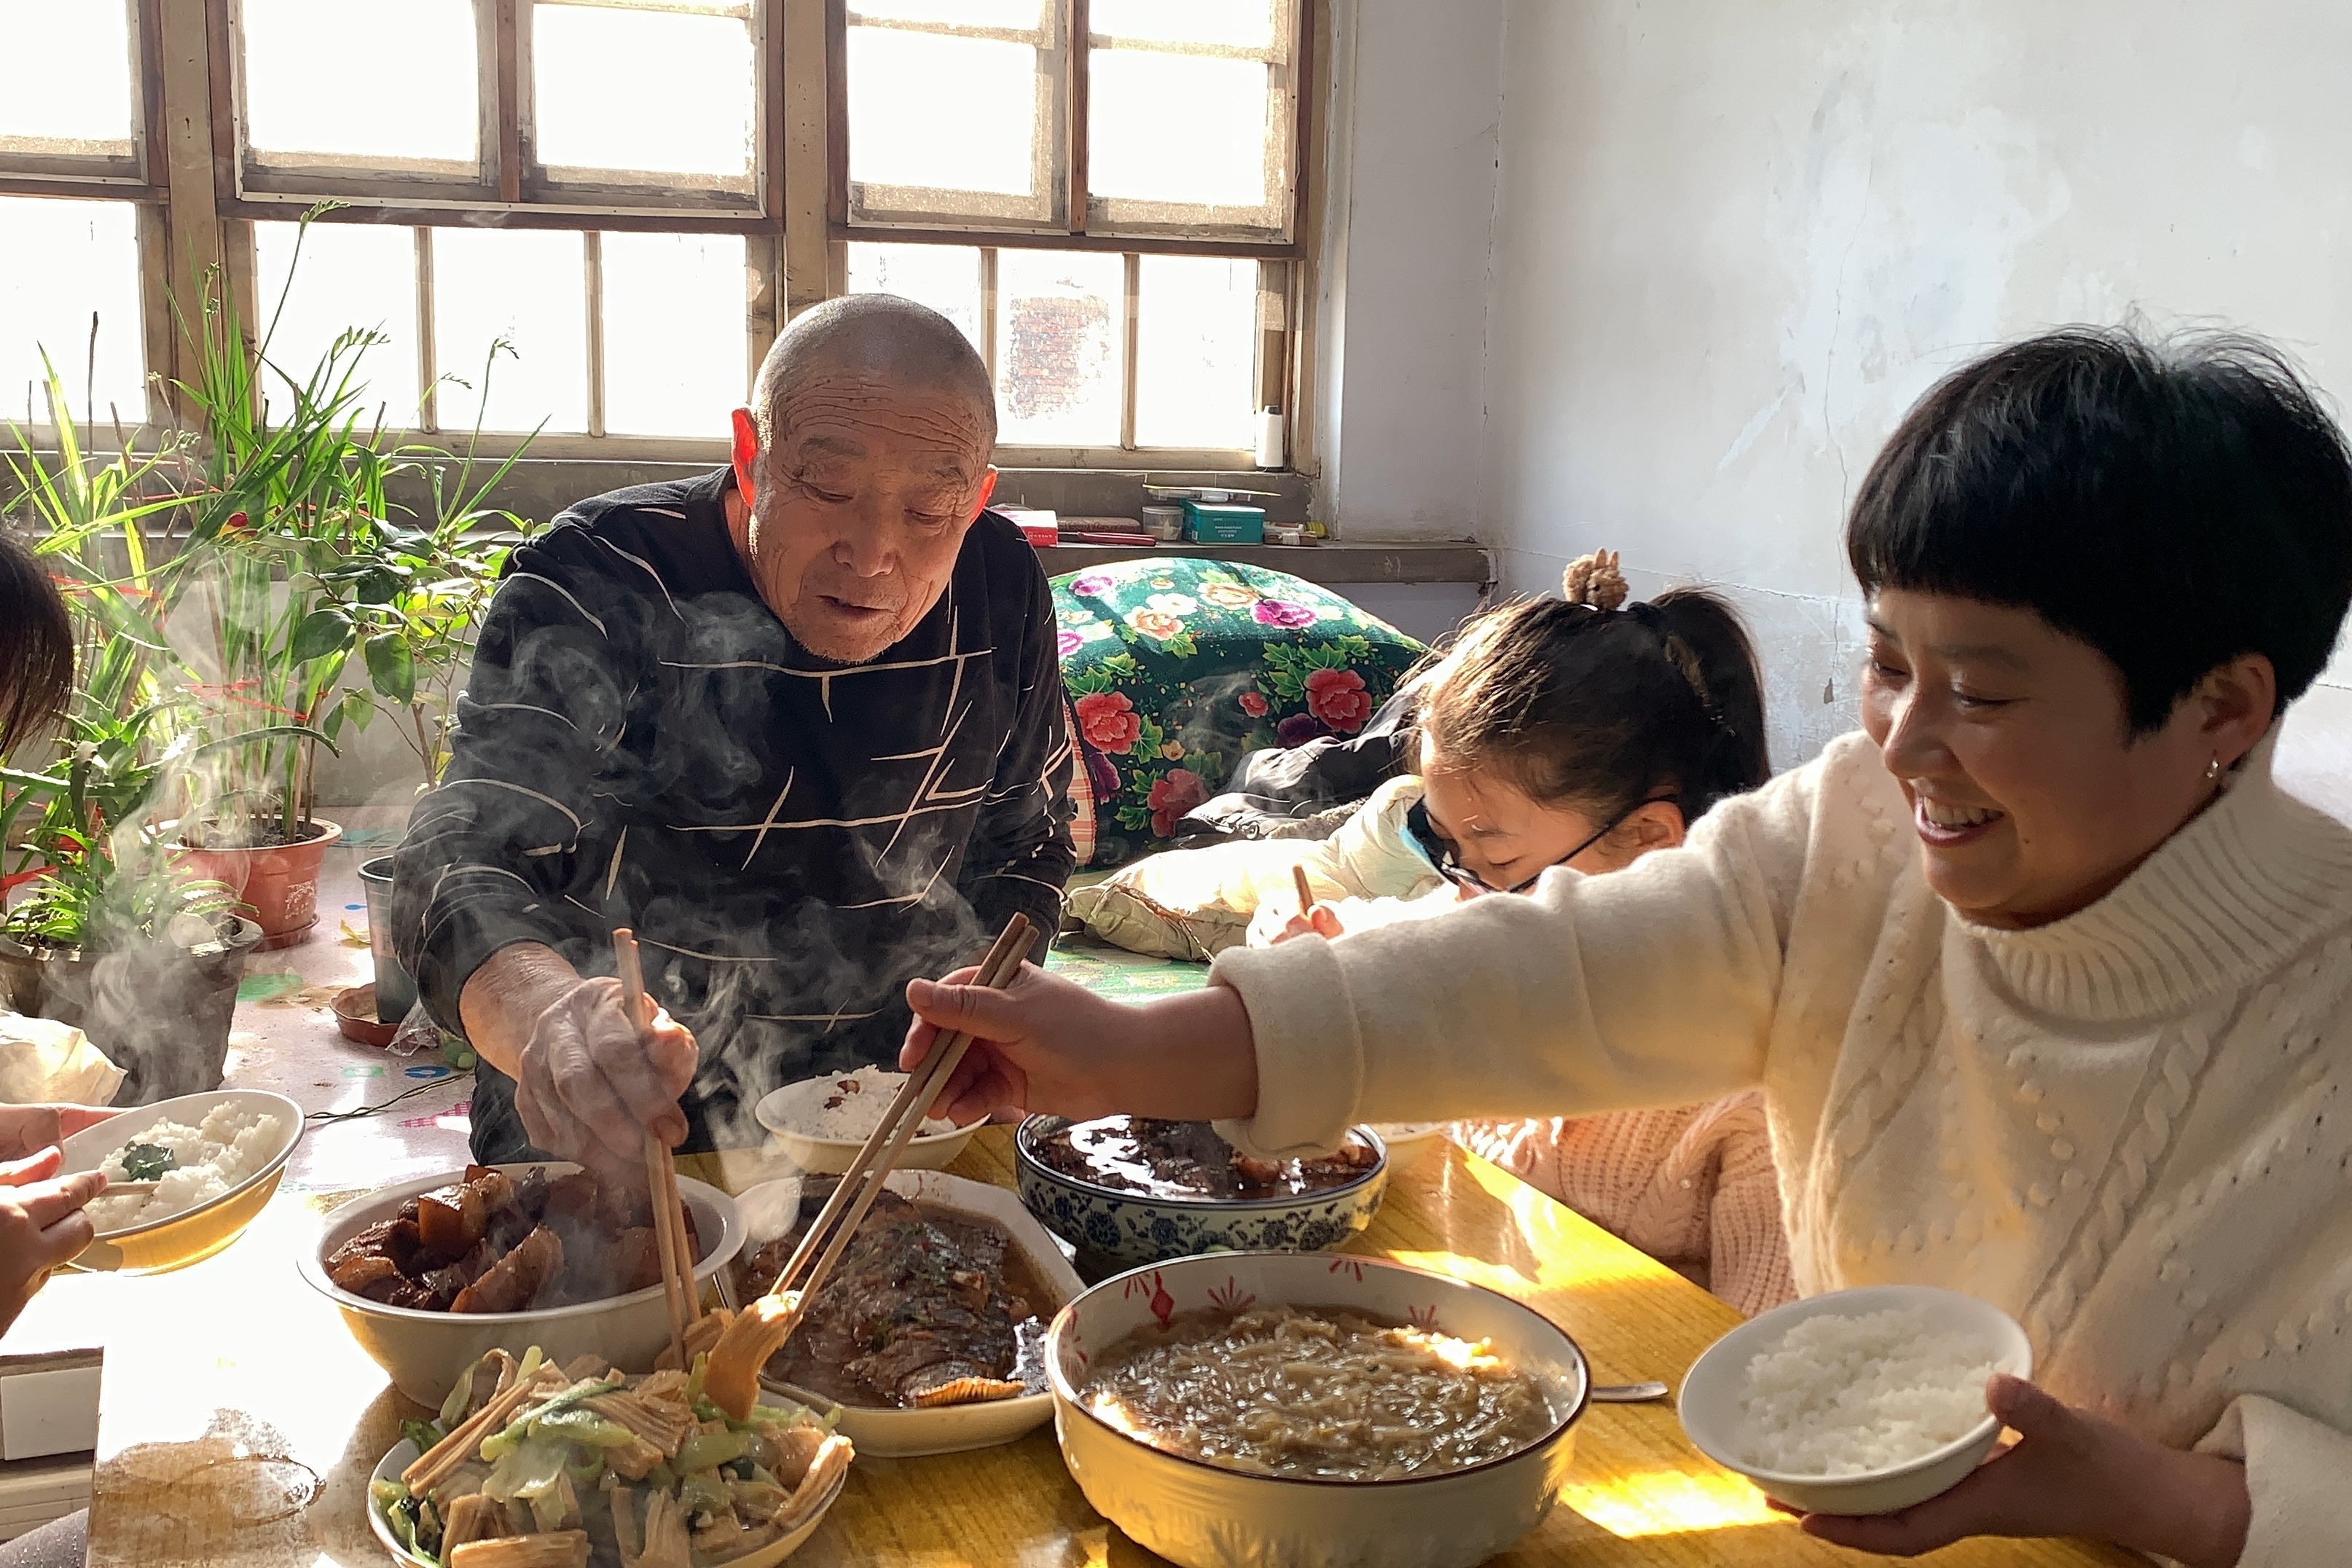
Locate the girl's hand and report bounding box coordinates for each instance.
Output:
[1792,1375,2249,1568]
[901,965,1259,1127]
[0,1147,106,1336]
[1274,904,1346,944]
[0,1105,114,1166]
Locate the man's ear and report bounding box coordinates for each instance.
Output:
[729,407,761,511]
[971,466,1000,519]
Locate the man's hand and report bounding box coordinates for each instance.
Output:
[901,966,1259,1127]
[0,1147,105,1337]
[0,1105,113,1164]
[510,976,698,1185]
[1792,1375,2250,1567]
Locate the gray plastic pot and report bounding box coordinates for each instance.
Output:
[0,916,262,1104]
[356,855,418,1024]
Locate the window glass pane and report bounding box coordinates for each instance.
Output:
[243,0,477,165]
[1091,0,1271,49]
[852,0,1040,26]
[252,222,420,431]
[847,28,1038,197]
[0,0,134,149]
[995,249,1121,447]
[533,4,754,179]
[1134,256,1255,450]
[1089,50,1268,208]
[432,229,587,434]
[844,243,983,361]
[0,197,145,427]
[601,232,747,439]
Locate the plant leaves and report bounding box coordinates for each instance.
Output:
[364,631,416,705]
[289,608,353,665]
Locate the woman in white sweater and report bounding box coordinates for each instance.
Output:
[905,327,2352,1565]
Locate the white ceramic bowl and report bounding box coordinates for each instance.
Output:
[1365,1122,1448,1175]
[729,1169,1084,1457]
[1046,1250,1590,1568]
[369,1435,844,1568]
[60,1089,304,1274]
[299,1162,745,1406]
[1678,1284,2034,1516]
[753,1074,979,1175]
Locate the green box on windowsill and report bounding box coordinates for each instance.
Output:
[1180,501,1266,544]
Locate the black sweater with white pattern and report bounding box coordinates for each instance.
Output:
[389,468,1073,1159]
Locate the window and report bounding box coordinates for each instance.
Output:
[0,0,1312,466]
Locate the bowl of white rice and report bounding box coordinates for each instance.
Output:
[59,1089,303,1274]
[753,1067,979,1175]
[1677,1284,2032,1516]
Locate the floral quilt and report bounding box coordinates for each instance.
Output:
[1054,557,1426,866]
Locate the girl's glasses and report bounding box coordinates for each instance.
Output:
[1404,797,1647,895]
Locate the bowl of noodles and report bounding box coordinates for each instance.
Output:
[1044,1251,1591,1568]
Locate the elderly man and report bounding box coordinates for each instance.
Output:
[390,294,1072,1178]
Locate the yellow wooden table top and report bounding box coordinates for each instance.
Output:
[14,1130,2139,1567]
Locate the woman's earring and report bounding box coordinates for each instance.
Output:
[2206,756,2222,784]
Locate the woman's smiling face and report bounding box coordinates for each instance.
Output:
[1859,588,2272,928]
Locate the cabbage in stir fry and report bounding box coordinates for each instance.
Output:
[372,1344,851,1567]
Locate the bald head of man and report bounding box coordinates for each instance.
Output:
[726,294,1000,662]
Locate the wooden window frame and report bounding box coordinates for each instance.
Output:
[209,0,785,228]
[0,0,169,200]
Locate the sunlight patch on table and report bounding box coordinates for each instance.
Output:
[1559,1464,1781,1537]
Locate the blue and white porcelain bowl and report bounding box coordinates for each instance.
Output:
[1014,1118,1389,1268]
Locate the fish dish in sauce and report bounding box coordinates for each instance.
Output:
[1029,1116,1381,1202]
[737,1183,1057,1410]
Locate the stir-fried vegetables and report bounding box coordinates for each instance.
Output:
[372,1346,852,1568]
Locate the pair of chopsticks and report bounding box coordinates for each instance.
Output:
[613,928,699,1369]
[759,911,1032,1318]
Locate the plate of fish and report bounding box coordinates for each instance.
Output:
[726,1169,1083,1457]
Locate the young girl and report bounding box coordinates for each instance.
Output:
[1249,551,1795,1312]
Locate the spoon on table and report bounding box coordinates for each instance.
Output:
[1590,1380,1671,1403]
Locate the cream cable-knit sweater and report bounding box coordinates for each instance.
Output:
[1214,729,2352,1563]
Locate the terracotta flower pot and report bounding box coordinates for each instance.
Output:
[0,917,262,1105]
[176,818,342,951]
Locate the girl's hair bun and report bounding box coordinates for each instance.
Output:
[1561,549,1628,611]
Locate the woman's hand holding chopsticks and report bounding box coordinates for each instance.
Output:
[900,965,1262,1128]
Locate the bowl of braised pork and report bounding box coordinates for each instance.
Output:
[727,1169,1084,1457]
[1015,1117,1388,1268]
[301,1161,744,1405]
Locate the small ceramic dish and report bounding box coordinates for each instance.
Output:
[60,1089,304,1274]
[1365,1122,1449,1175]
[300,1163,745,1406]
[1677,1283,2032,1516]
[1015,1116,1388,1268]
[334,984,400,1047]
[368,1435,845,1568]
[1046,1250,1591,1568]
[753,1073,979,1175]
[729,1169,1084,1457]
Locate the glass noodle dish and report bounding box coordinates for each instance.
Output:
[373,1344,849,1568]
[1077,1305,1559,1482]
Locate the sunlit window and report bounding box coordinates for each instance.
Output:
[601,232,749,438]
[0,0,137,156]
[534,2,756,183]
[846,0,1061,227]
[252,221,421,430]
[241,0,479,168]
[434,229,590,435]
[1134,255,1258,450]
[0,197,146,428]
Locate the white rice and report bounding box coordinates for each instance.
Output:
[84,1102,289,1232]
[785,1067,956,1142]
[1732,1306,1999,1475]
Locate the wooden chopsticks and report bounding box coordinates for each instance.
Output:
[613,927,696,1371]
[1293,863,1316,919]
[761,912,1032,1315]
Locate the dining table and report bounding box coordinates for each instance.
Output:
[12,1127,2141,1568]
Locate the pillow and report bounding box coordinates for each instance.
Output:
[1055,557,1425,867]
[1062,839,1328,960]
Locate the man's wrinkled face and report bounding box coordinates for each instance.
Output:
[731,370,997,663]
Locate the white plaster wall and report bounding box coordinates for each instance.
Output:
[1310,0,1505,541]
[1475,0,2352,777]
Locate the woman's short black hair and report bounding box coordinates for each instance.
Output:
[1846,324,2352,732]
[0,529,73,754]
